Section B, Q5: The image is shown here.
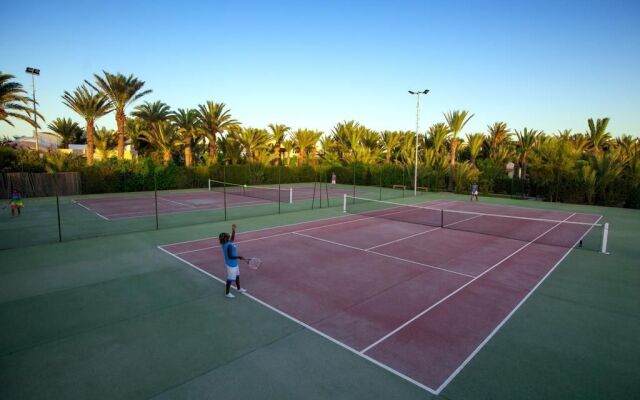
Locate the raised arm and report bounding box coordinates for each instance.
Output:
[230,224,237,242]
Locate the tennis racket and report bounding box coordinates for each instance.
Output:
[245,257,262,270]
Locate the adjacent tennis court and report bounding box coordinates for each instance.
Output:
[158,198,603,394]
[72,182,358,220]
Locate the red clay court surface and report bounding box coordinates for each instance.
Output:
[72,186,355,220]
[158,199,601,394]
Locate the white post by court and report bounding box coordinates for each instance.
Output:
[343,194,347,213]
[601,222,609,254]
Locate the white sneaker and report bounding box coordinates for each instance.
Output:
[225,293,235,299]
[238,288,247,293]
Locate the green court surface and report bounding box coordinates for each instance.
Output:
[1,191,639,399]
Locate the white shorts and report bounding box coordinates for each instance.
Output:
[472,191,479,196]
[226,265,239,281]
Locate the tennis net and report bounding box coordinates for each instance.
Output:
[209,180,293,203]
[343,195,609,252]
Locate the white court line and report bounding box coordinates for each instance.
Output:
[172,201,451,256]
[446,199,602,220]
[293,232,475,279]
[100,199,267,220]
[365,228,440,251]
[161,198,451,248]
[442,212,484,228]
[157,197,197,208]
[360,212,576,355]
[363,208,482,252]
[156,245,438,395]
[73,200,110,221]
[434,214,603,394]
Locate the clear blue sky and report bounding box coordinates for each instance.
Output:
[2,0,639,138]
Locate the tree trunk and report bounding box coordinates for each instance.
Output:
[298,148,305,166]
[86,120,95,166]
[184,137,192,167]
[116,110,126,159]
[275,143,281,166]
[386,151,391,163]
[208,139,217,165]
[163,150,171,165]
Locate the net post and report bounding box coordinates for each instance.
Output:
[208,178,211,191]
[440,208,444,228]
[278,166,281,214]
[289,187,293,204]
[601,222,609,254]
[343,193,347,213]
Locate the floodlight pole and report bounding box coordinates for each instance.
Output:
[26,67,40,152]
[408,89,429,196]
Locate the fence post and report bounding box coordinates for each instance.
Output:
[343,194,347,213]
[278,166,281,214]
[55,174,62,242]
[154,171,159,230]
[319,174,323,209]
[352,164,356,204]
[223,165,227,221]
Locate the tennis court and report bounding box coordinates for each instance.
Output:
[158,198,603,394]
[72,183,359,220]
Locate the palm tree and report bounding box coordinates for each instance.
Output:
[486,122,511,160]
[514,128,540,179]
[426,123,451,169]
[139,120,180,164]
[282,139,295,166]
[292,129,322,165]
[398,132,417,166]
[93,127,118,160]
[586,117,611,154]
[529,136,576,201]
[0,72,44,128]
[47,118,85,148]
[88,71,151,159]
[218,131,243,165]
[132,101,171,124]
[172,108,200,167]
[380,131,402,163]
[268,123,291,165]
[235,127,271,161]
[196,101,239,164]
[580,165,597,205]
[444,110,474,190]
[62,85,113,165]
[465,133,484,167]
[589,152,623,204]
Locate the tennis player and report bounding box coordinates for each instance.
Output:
[470,182,479,202]
[219,223,247,298]
[9,190,24,217]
